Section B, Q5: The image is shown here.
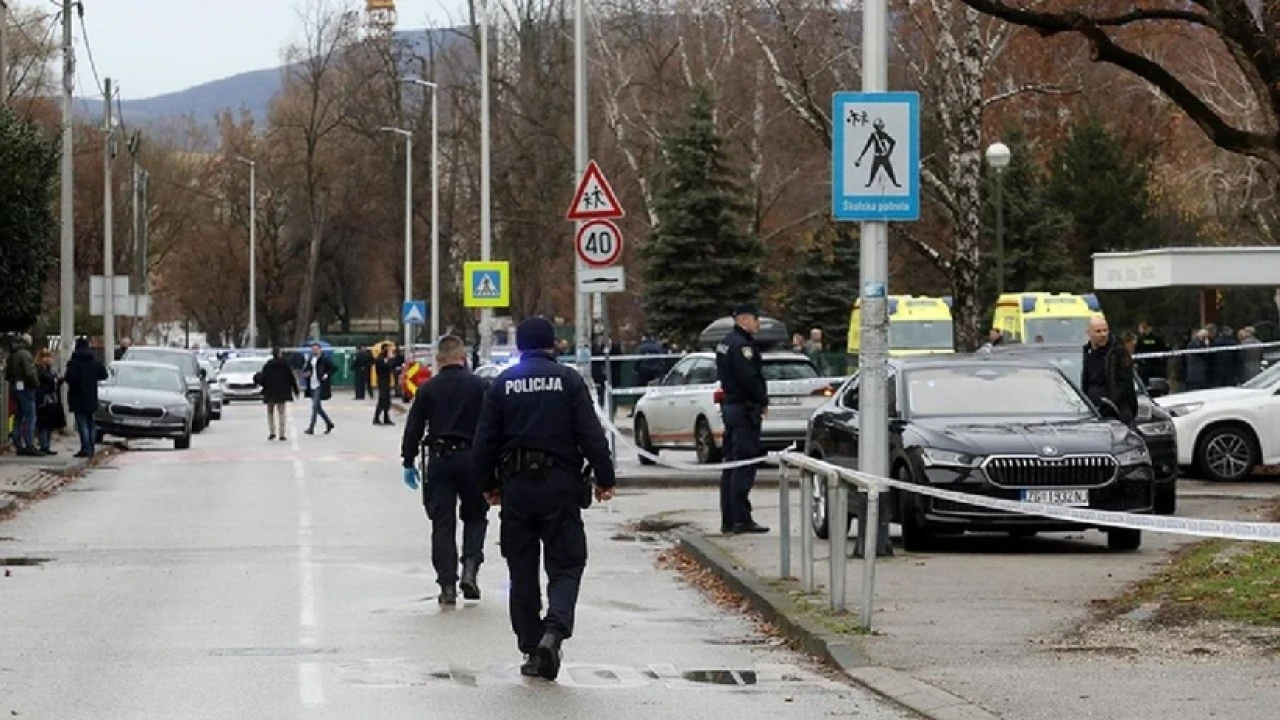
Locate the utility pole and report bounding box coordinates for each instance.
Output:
[478,0,493,364]
[1,1,10,105]
[102,77,116,363]
[58,0,74,368]
[573,0,589,374]
[236,157,256,348]
[129,131,142,342]
[400,77,440,350]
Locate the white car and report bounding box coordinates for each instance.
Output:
[218,356,270,402]
[632,351,836,465]
[1155,363,1280,481]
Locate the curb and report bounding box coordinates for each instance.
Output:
[676,531,1002,720]
[0,447,110,521]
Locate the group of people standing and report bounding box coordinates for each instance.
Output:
[352,343,405,426]
[5,335,108,459]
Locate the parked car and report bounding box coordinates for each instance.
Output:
[197,357,223,420]
[218,356,269,402]
[985,344,1177,514]
[632,351,835,465]
[121,346,212,431]
[805,356,1155,551]
[94,361,194,449]
[1155,361,1280,482]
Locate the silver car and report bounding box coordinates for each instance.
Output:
[95,361,194,449]
[218,356,269,402]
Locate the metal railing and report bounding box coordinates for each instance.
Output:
[776,450,883,630]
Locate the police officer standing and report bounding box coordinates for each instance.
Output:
[716,303,770,535]
[401,336,491,605]
[472,317,616,682]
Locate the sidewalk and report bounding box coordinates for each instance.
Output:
[0,433,107,516]
[647,486,1280,720]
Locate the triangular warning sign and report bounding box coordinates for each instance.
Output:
[567,160,625,221]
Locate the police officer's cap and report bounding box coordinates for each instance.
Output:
[731,302,760,318]
[516,316,556,351]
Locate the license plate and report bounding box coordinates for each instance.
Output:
[771,396,801,406]
[1022,489,1089,506]
[120,418,152,427]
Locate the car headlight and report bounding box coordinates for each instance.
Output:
[1164,402,1202,417]
[166,405,189,415]
[1136,420,1174,436]
[919,448,980,467]
[1114,445,1151,465]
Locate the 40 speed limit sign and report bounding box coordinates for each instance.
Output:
[575,219,624,268]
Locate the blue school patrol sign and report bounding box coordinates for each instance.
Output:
[831,91,920,222]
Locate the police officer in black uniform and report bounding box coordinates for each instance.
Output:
[400,336,491,605]
[472,317,616,682]
[716,303,770,535]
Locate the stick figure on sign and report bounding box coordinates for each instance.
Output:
[854,117,901,189]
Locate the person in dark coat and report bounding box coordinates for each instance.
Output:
[35,349,66,455]
[302,343,335,435]
[1081,316,1138,425]
[64,337,107,458]
[352,345,373,400]
[1211,325,1240,387]
[255,348,300,441]
[1180,329,1212,391]
[373,344,400,426]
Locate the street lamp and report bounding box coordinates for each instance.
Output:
[400,77,440,351]
[985,141,1011,296]
[380,126,414,357]
[235,156,257,348]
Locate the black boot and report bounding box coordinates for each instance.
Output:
[438,585,457,605]
[520,653,542,677]
[534,632,562,681]
[459,559,480,600]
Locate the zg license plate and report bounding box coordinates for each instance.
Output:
[771,396,801,406]
[120,418,152,427]
[1022,489,1089,506]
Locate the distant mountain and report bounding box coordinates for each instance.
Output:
[74,28,453,130]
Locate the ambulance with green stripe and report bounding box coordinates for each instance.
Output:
[992,292,1103,345]
[847,295,955,356]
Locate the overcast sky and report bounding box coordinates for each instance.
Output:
[71,0,459,99]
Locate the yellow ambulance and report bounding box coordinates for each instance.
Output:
[847,295,955,356]
[992,292,1102,344]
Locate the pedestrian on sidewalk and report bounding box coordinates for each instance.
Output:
[256,348,299,442]
[35,349,66,455]
[400,335,490,605]
[302,343,334,436]
[64,338,107,458]
[5,333,39,456]
[373,344,399,426]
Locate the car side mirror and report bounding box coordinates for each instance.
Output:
[1146,378,1170,398]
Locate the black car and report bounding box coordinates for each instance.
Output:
[985,343,1177,514]
[121,346,212,431]
[806,357,1155,551]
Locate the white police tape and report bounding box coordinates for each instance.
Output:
[593,404,781,472]
[1133,339,1280,361]
[775,452,1280,543]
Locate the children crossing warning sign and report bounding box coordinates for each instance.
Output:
[566,160,624,221]
[463,261,510,308]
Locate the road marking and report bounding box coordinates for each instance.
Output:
[299,662,324,706]
[332,660,829,690]
[291,413,323,708]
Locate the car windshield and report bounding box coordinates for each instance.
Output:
[1023,317,1090,345]
[1242,361,1280,389]
[1011,351,1150,397]
[126,349,197,375]
[889,320,953,350]
[222,358,265,374]
[904,365,1093,418]
[109,365,184,393]
[763,359,819,380]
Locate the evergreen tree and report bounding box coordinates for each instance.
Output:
[787,225,859,348]
[979,129,1075,299]
[1047,116,1157,276]
[642,88,762,347]
[0,107,59,332]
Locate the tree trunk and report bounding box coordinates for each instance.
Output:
[293,195,328,346]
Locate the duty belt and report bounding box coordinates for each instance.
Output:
[426,438,471,458]
[500,448,557,478]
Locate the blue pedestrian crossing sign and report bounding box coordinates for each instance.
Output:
[463,261,510,308]
[402,301,427,325]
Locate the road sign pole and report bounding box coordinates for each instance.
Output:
[859,0,892,557]
[573,0,589,371]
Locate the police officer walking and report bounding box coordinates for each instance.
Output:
[716,303,769,535]
[401,336,491,605]
[472,317,616,682]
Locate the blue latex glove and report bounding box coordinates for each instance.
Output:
[403,467,420,491]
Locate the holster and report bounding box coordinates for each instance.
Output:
[580,464,594,509]
[426,438,470,459]
[499,448,554,480]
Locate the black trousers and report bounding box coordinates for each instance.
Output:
[374,386,392,423]
[719,403,762,528]
[354,368,368,399]
[500,470,587,653]
[424,453,489,587]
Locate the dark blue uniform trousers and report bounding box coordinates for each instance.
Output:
[424,453,489,587]
[500,470,587,653]
[719,403,763,528]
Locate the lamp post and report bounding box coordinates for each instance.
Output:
[985,141,1011,296]
[380,126,414,356]
[400,77,439,351]
[235,156,256,348]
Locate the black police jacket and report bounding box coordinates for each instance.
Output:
[400,364,488,468]
[715,325,768,408]
[472,350,617,492]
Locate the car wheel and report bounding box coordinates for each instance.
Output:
[634,415,657,466]
[1195,424,1257,482]
[695,417,721,464]
[174,432,191,450]
[1154,483,1176,515]
[211,408,222,421]
[94,429,104,445]
[811,473,830,540]
[897,465,936,552]
[1107,528,1142,551]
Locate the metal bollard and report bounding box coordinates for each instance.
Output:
[861,485,881,630]
[778,461,791,579]
[828,470,848,612]
[800,469,815,592]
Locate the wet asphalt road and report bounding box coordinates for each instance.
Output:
[0,397,907,720]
